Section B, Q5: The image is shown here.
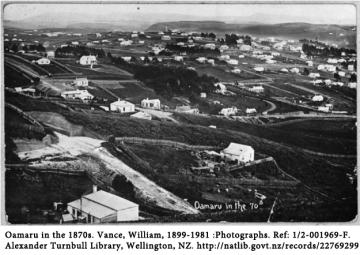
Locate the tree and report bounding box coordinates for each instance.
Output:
[350,73,357,82]
[303,68,310,76]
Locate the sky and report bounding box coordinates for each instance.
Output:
[3,3,357,25]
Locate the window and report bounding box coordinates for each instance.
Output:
[88,214,92,223]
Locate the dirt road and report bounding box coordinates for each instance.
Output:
[17,132,198,214]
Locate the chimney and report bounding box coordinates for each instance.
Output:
[92,185,97,193]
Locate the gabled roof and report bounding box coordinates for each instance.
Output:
[68,190,138,219]
[222,143,254,155]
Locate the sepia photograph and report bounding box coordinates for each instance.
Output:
[2,1,357,224]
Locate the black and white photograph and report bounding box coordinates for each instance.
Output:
[2,1,357,224]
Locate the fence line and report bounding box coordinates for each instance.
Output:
[115,137,219,150]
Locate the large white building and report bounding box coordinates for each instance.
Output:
[36,58,51,65]
[110,99,135,113]
[219,107,238,116]
[61,90,94,102]
[141,98,161,110]
[221,143,255,163]
[312,95,324,102]
[79,55,97,66]
[66,189,139,223]
[73,77,88,87]
[227,59,239,65]
[239,45,252,51]
[249,86,264,93]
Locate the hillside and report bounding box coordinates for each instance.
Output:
[146,21,356,48]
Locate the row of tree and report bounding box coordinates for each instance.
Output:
[108,54,218,99]
[4,42,46,53]
[55,45,106,58]
[302,43,356,57]
[165,43,220,55]
[218,34,252,45]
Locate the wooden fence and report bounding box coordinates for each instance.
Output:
[115,137,219,150]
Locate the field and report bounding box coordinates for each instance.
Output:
[4,65,34,87]
[5,91,357,221]
[195,93,269,114]
[195,64,260,82]
[173,112,356,155]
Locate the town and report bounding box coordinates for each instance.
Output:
[3,4,357,223]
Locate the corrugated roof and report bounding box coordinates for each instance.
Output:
[68,190,138,219]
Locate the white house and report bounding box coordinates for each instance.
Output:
[120,40,133,46]
[141,98,161,110]
[238,55,245,59]
[318,106,330,112]
[110,99,135,113]
[249,86,264,93]
[121,56,132,62]
[309,73,320,78]
[290,67,300,73]
[219,55,230,61]
[348,82,356,89]
[61,90,94,102]
[239,45,252,51]
[227,59,239,65]
[36,58,51,65]
[271,52,280,56]
[219,107,238,116]
[66,189,139,223]
[254,67,265,72]
[312,95,324,102]
[280,68,289,73]
[220,143,255,163]
[204,43,216,50]
[338,71,346,77]
[200,92,207,98]
[231,68,241,74]
[207,59,215,65]
[327,58,338,64]
[196,57,207,63]
[161,35,171,41]
[348,65,354,71]
[306,61,313,67]
[324,79,332,86]
[130,111,152,120]
[80,55,97,66]
[74,77,88,87]
[246,108,257,114]
[312,79,323,85]
[219,45,229,52]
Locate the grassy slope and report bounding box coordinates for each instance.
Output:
[173,113,356,155]
[6,92,356,200]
